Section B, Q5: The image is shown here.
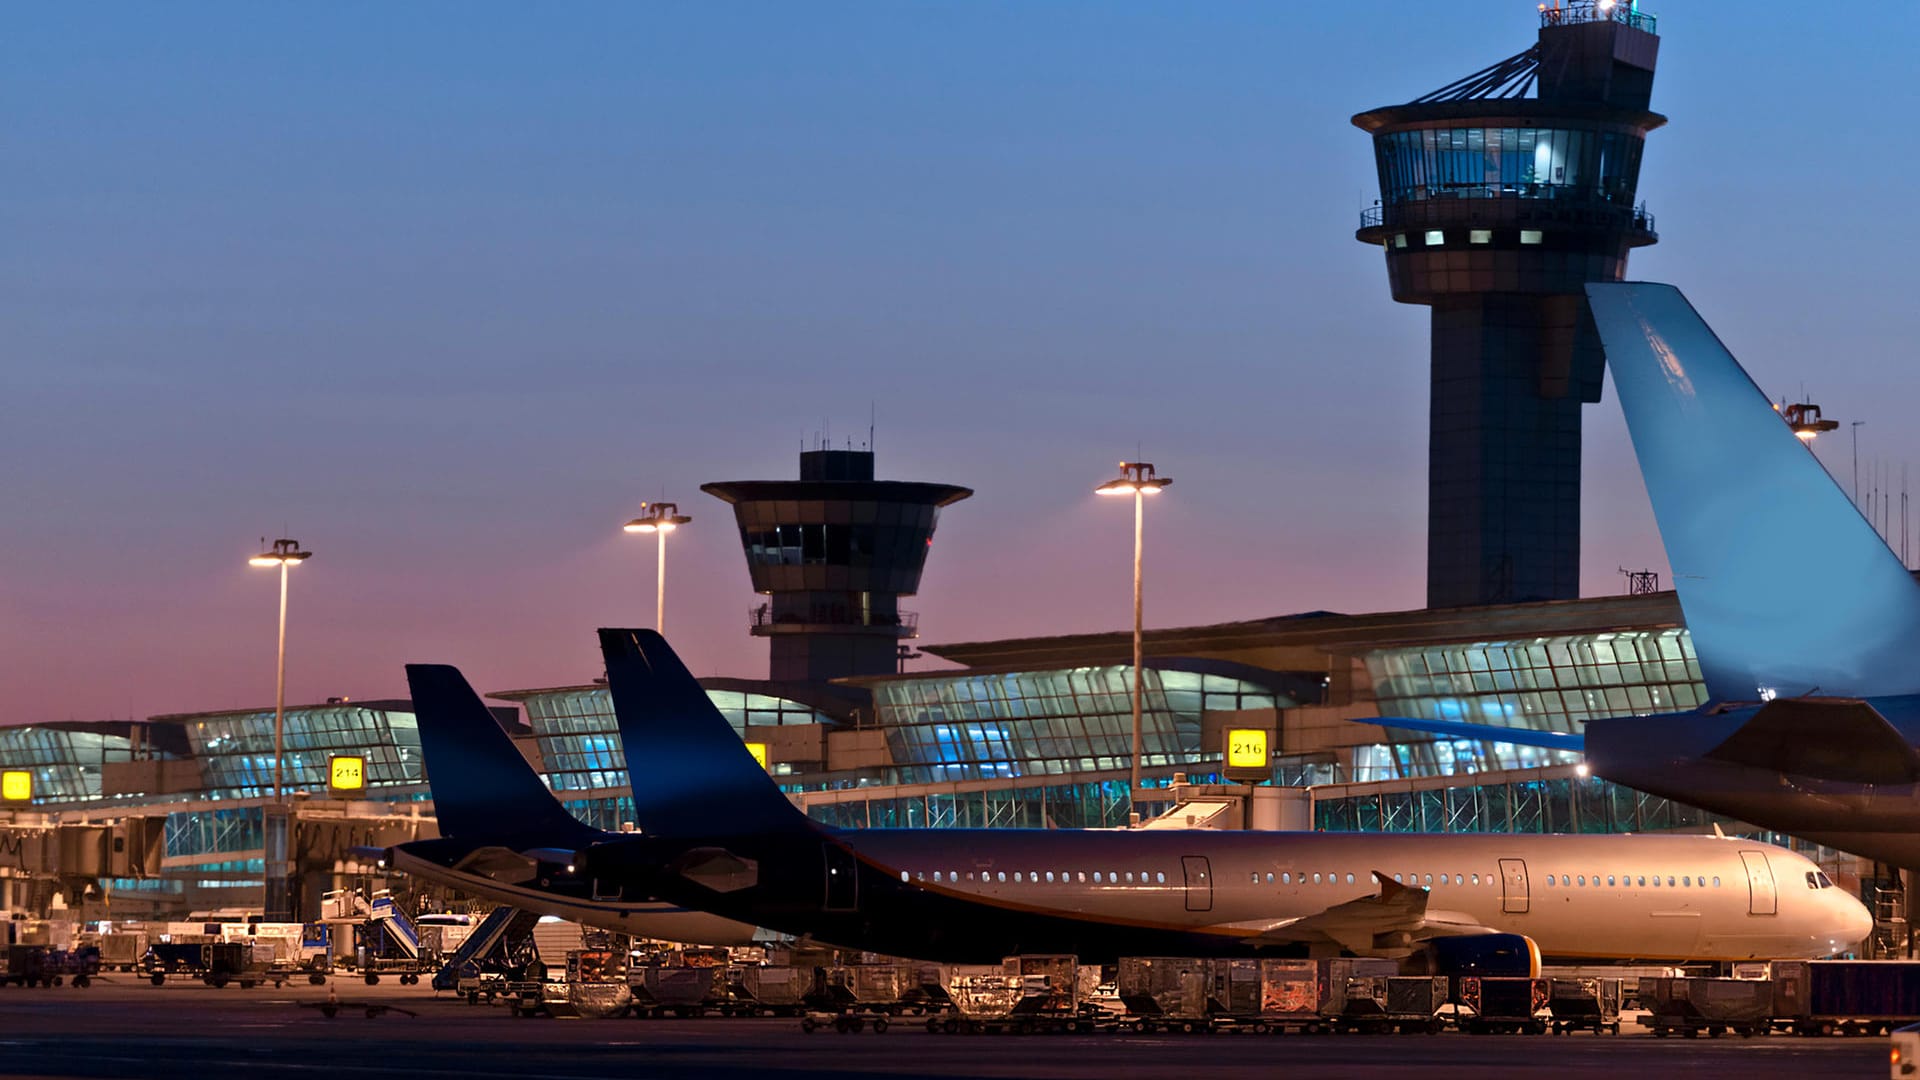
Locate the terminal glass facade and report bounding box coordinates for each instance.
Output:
[183,704,424,797]
[0,726,135,804]
[867,666,1288,784]
[1360,629,1705,733]
[514,687,834,793]
[1374,126,1646,207]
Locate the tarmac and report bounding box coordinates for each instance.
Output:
[0,978,1890,1079]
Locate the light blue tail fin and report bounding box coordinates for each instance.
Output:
[406,664,599,848]
[1586,282,1920,700]
[597,629,808,838]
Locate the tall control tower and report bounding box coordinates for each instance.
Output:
[705,449,972,682]
[1355,1,1664,608]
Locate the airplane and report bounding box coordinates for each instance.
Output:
[1356,282,1920,869]
[567,627,1870,968]
[377,663,760,946]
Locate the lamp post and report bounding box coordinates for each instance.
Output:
[1096,462,1171,808]
[248,538,312,802]
[623,502,692,634]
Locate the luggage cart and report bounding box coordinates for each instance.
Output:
[1641,976,1771,1039]
[1458,975,1550,1035]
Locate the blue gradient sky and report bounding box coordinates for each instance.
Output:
[7,2,1919,722]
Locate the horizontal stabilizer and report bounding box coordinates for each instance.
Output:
[1587,282,1920,699]
[1706,697,1920,785]
[1353,716,1585,754]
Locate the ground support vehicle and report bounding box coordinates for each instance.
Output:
[800,1008,893,1034]
[727,965,811,1016]
[1772,960,1920,1037]
[1333,975,1450,1034]
[1548,977,1623,1035]
[1892,1020,1920,1076]
[141,942,275,989]
[2,945,98,988]
[1640,976,1771,1039]
[1457,976,1549,1035]
[504,974,563,1019]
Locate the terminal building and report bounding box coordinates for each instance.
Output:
[0,3,1905,955]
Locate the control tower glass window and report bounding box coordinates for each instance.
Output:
[1376,127,1643,207]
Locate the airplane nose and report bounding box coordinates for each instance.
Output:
[1840,895,1874,949]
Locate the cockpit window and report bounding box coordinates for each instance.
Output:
[1817,872,1833,888]
[1806,871,1819,889]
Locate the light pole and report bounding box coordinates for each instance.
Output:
[624,502,692,634]
[1853,421,1866,509]
[248,538,311,802]
[1096,462,1171,808]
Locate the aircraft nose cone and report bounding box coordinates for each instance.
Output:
[1843,897,1875,947]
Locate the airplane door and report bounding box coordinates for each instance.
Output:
[1498,858,1529,914]
[824,843,858,912]
[1182,856,1213,913]
[1739,851,1777,916]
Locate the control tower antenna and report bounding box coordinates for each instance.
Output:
[1354,1,1664,608]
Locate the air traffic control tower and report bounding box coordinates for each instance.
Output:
[1355,1,1664,608]
[705,449,972,682]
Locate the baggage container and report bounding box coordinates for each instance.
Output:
[1255,959,1323,1030]
[1317,958,1399,1018]
[1548,976,1622,1035]
[929,955,1102,1035]
[1640,977,1771,1039]
[94,932,147,972]
[730,965,811,1015]
[1458,975,1549,1034]
[635,965,726,1016]
[1116,957,1214,1031]
[1770,960,1920,1036]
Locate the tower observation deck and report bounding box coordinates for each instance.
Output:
[1355,1,1664,608]
[704,449,972,682]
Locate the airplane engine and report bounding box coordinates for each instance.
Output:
[1411,934,1541,978]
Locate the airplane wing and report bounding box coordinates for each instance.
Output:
[1347,716,1585,754]
[1220,873,1497,956]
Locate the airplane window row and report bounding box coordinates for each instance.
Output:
[1541,873,1722,889]
[902,869,1170,885]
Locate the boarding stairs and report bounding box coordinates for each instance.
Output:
[432,906,542,991]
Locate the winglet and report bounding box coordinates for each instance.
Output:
[1586,282,1920,699]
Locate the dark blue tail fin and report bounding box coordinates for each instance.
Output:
[406,663,599,847]
[1587,283,1920,700]
[597,629,808,838]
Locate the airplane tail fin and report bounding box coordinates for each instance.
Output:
[598,629,810,838]
[1586,282,1920,700]
[406,663,599,848]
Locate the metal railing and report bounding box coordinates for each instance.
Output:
[1539,1,1656,35]
[750,604,919,635]
[1360,194,1654,237]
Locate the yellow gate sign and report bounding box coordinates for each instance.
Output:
[744,742,770,771]
[329,755,366,794]
[1224,728,1270,783]
[1,770,30,802]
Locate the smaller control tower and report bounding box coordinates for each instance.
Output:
[704,450,972,683]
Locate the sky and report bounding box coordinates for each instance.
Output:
[7,1,1920,723]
